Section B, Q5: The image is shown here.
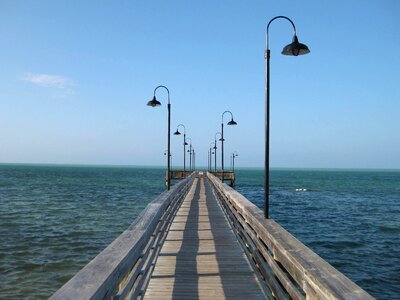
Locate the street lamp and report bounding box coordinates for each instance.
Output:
[192,148,195,170]
[185,137,192,171]
[264,16,310,218]
[221,111,237,181]
[214,132,222,173]
[231,151,238,172]
[147,85,172,190]
[174,124,186,174]
[209,142,215,172]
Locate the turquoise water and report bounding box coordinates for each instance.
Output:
[0,165,399,299]
[235,168,400,300]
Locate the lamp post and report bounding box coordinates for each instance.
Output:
[221,111,237,181]
[214,132,222,173]
[209,142,215,172]
[232,152,238,172]
[208,149,210,171]
[185,137,192,171]
[147,85,172,190]
[192,149,195,170]
[173,124,186,174]
[264,16,310,218]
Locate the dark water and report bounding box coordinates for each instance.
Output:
[0,165,399,299]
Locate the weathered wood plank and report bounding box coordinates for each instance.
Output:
[50,174,194,300]
[143,174,266,299]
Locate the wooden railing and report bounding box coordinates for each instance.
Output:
[209,171,235,187]
[50,174,195,300]
[207,172,374,300]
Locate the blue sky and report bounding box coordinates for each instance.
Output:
[0,1,399,168]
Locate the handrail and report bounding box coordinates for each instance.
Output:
[207,172,374,300]
[50,173,195,300]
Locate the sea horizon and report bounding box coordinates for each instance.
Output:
[1,162,399,172]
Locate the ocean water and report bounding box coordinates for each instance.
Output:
[0,165,165,299]
[235,168,400,300]
[0,165,399,299]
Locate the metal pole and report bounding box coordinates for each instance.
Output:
[265,48,270,218]
[264,16,305,218]
[221,122,224,182]
[211,148,214,171]
[214,140,217,172]
[183,133,186,173]
[193,150,195,170]
[167,103,171,190]
[189,144,192,170]
[209,148,211,171]
[151,85,171,191]
[207,150,210,171]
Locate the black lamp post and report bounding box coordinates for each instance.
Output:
[264,16,310,218]
[174,124,186,174]
[209,142,214,172]
[221,111,237,181]
[147,85,172,190]
[185,137,192,171]
[192,149,195,170]
[208,148,210,171]
[214,132,222,173]
[231,151,238,172]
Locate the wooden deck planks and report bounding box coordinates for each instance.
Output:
[143,175,266,299]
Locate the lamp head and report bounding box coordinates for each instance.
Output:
[282,35,310,56]
[147,95,161,107]
[174,129,181,135]
[184,142,188,145]
[227,118,237,125]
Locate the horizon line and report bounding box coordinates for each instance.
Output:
[0,162,399,172]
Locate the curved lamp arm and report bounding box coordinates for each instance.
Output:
[266,16,296,50]
[185,137,192,149]
[222,110,234,123]
[154,85,170,104]
[215,132,222,140]
[176,124,186,134]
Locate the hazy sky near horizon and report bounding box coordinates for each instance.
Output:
[1,1,399,168]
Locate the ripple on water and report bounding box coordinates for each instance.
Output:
[1,166,400,299]
[235,168,400,299]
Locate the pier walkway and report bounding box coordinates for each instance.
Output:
[51,172,374,300]
[144,174,265,299]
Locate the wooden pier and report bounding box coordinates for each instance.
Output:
[144,175,265,299]
[51,172,374,300]
[170,170,235,187]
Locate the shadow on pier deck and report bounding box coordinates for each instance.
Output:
[144,174,264,299]
[51,172,374,300]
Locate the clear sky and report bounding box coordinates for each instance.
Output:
[1,1,399,169]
